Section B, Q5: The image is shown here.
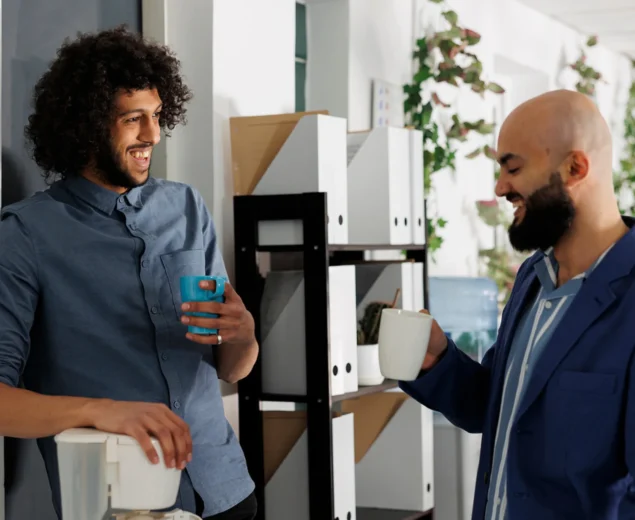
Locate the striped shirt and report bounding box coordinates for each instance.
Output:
[484,245,613,520]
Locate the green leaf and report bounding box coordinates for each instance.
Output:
[421,101,433,126]
[471,80,486,94]
[429,0,443,4]
[423,150,435,167]
[442,10,458,26]
[436,27,463,40]
[484,145,497,160]
[437,218,448,228]
[465,147,483,159]
[587,35,598,47]
[463,119,484,131]
[464,29,481,46]
[477,122,496,134]
[414,65,433,84]
[439,40,457,60]
[487,82,506,94]
[463,71,479,84]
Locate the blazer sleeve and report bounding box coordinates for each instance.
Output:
[399,337,495,433]
[399,257,536,434]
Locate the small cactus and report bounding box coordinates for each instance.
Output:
[357,288,401,345]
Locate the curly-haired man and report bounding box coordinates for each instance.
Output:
[0,26,258,520]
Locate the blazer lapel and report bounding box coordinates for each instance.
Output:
[516,229,635,420]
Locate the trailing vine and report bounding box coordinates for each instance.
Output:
[404,1,504,253]
[569,35,603,96]
[613,65,635,215]
[567,36,635,215]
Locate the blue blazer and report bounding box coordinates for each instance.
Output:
[401,220,635,520]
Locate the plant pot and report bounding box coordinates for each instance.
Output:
[357,343,385,386]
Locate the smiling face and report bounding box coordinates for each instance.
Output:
[495,111,578,252]
[92,88,162,191]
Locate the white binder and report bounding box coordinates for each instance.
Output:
[343,393,434,512]
[347,127,412,245]
[264,412,356,520]
[409,129,426,245]
[230,112,349,245]
[260,265,358,397]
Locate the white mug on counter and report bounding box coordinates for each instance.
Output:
[378,308,433,381]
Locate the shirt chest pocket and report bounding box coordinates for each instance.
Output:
[161,249,206,321]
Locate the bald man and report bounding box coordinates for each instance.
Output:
[399,90,635,520]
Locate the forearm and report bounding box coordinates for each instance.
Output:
[216,340,259,384]
[399,339,492,433]
[0,383,99,438]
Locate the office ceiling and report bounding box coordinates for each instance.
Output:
[519,0,635,59]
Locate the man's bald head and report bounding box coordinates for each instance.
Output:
[495,89,615,252]
[498,89,613,185]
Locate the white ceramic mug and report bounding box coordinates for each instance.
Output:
[357,344,385,386]
[378,308,433,381]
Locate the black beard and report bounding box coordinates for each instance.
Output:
[508,172,575,252]
[93,138,151,190]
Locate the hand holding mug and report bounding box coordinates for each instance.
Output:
[418,310,448,370]
[377,308,447,381]
[180,276,255,347]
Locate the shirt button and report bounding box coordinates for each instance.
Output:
[496,497,501,505]
[174,400,181,409]
[545,301,552,309]
[129,223,136,231]
[151,306,159,314]
[141,260,149,268]
[161,353,169,361]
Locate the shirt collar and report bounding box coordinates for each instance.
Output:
[63,176,147,215]
[535,244,614,295]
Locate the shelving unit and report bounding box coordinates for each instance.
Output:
[234,192,432,520]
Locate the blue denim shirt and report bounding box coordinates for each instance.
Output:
[0,176,254,518]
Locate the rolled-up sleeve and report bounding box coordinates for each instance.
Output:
[0,212,39,387]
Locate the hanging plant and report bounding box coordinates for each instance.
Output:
[404,2,505,254]
[475,199,526,309]
[569,35,603,96]
[614,62,635,215]
[568,37,635,215]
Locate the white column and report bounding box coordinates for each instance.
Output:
[141,0,215,212]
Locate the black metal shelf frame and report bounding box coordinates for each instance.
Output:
[233,192,430,520]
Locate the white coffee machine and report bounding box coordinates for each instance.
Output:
[55,428,202,520]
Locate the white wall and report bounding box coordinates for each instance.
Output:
[307,0,418,131]
[212,0,295,281]
[142,0,215,205]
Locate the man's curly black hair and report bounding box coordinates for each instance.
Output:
[25,25,193,182]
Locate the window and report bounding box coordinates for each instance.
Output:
[295,2,307,112]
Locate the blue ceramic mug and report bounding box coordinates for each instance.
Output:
[180,275,227,335]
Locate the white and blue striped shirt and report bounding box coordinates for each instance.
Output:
[484,245,613,520]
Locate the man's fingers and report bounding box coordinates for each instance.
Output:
[161,412,193,468]
[223,282,242,303]
[182,300,242,317]
[128,426,160,465]
[142,415,177,468]
[182,315,239,330]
